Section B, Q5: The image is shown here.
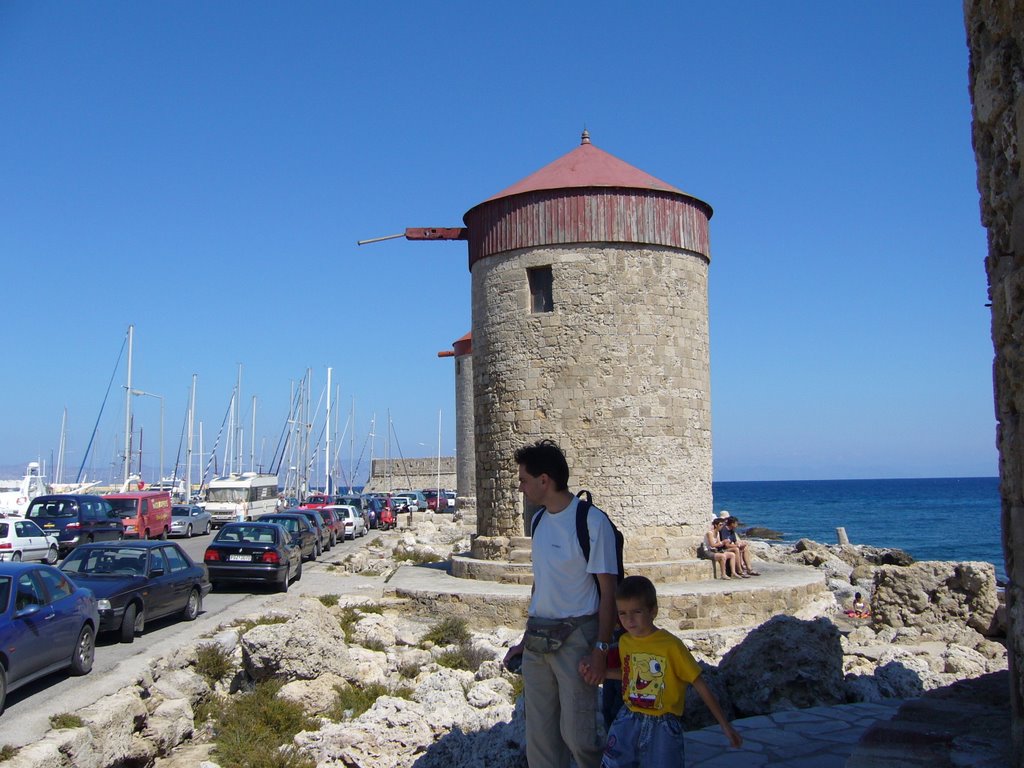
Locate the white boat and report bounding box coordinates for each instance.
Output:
[0,462,50,517]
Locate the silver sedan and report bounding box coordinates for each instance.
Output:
[169,505,212,538]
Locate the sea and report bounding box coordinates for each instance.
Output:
[712,477,1006,583]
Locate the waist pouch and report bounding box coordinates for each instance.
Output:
[525,614,594,654]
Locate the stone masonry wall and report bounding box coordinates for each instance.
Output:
[964,2,1024,762]
[471,242,712,563]
[455,351,477,507]
[363,457,457,495]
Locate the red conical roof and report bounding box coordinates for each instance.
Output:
[484,130,686,202]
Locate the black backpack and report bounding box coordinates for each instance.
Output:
[530,490,625,589]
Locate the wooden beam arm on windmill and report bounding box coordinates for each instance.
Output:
[357,227,467,245]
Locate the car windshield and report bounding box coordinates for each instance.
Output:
[106,498,138,514]
[215,525,278,545]
[206,488,247,503]
[261,517,298,533]
[0,576,9,611]
[26,499,76,519]
[172,507,193,517]
[61,546,148,576]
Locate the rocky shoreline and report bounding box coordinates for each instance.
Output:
[0,517,1007,768]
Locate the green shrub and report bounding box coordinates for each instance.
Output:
[194,642,234,686]
[369,537,383,547]
[49,713,84,729]
[194,694,222,727]
[338,604,384,642]
[317,594,340,608]
[397,661,420,679]
[435,641,492,671]
[509,673,525,701]
[234,615,289,635]
[210,680,316,768]
[362,637,387,653]
[0,745,19,761]
[393,548,442,564]
[327,682,414,721]
[422,616,470,646]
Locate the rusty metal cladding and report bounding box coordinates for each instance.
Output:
[463,188,711,269]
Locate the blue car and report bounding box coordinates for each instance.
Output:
[0,562,99,715]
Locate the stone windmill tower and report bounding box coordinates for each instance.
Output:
[455,131,715,578]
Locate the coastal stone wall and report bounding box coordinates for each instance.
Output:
[363,457,457,495]
[471,242,712,563]
[964,2,1024,762]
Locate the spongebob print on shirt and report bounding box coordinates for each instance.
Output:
[623,652,666,710]
[618,629,702,717]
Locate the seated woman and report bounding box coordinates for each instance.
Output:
[845,592,871,619]
[721,516,760,576]
[704,518,740,579]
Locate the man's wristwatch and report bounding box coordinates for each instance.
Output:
[594,641,610,653]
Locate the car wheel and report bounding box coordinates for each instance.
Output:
[70,625,95,675]
[120,604,139,643]
[185,524,193,539]
[278,565,290,593]
[159,528,168,540]
[0,664,6,716]
[181,588,200,621]
[204,522,211,535]
[11,552,21,562]
[294,559,302,582]
[45,545,58,564]
[314,541,321,558]
[143,529,150,541]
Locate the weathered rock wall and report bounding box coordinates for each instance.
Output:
[964,2,1024,762]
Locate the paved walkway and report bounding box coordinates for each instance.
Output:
[685,671,1012,768]
[685,701,902,768]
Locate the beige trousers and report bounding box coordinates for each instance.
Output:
[522,618,602,768]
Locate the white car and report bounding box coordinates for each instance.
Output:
[0,516,60,563]
[333,505,367,540]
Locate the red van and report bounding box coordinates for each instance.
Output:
[103,491,173,539]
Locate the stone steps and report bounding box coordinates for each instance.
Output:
[386,560,827,631]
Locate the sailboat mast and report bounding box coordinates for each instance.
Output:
[123,324,134,483]
[186,374,196,499]
[57,407,67,485]
[250,395,257,473]
[349,396,355,493]
[326,367,332,495]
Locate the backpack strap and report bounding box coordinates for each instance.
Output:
[574,490,593,563]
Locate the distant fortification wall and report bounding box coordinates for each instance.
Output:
[965,2,1024,762]
[363,456,457,494]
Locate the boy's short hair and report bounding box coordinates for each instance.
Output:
[514,439,570,491]
[615,575,658,610]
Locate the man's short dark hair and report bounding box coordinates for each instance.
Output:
[514,439,570,491]
[615,575,658,610]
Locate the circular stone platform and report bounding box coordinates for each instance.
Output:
[386,560,828,631]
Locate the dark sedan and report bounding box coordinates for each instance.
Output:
[256,513,319,561]
[59,541,211,644]
[0,562,98,714]
[287,508,331,554]
[203,522,301,592]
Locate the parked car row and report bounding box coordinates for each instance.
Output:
[0,537,212,715]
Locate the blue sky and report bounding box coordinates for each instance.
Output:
[0,2,994,483]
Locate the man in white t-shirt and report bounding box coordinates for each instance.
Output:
[503,439,618,768]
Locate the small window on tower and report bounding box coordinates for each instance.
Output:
[528,266,553,314]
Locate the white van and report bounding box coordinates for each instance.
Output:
[202,473,279,528]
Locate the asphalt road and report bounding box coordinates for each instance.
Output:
[0,525,383,748]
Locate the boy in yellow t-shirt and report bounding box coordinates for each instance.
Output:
[581,575,743,767]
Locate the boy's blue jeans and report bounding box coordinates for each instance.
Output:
[601,707,686,768]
